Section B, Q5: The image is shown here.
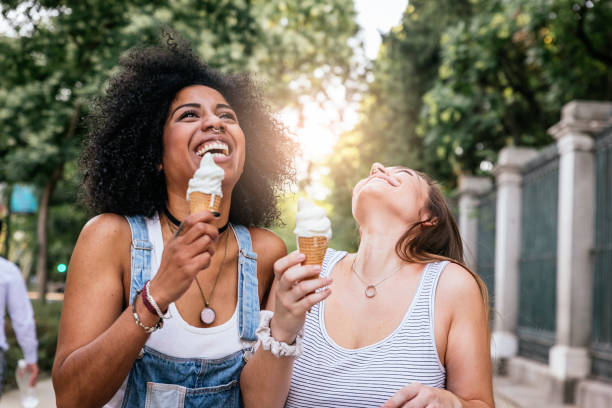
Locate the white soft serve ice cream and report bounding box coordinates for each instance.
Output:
[293,198,332,240]
[186,153,224,198]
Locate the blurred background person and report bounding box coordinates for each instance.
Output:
[0,219,39,398]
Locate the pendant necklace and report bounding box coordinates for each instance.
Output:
[163,207,230,324]
[350,256,405,298]
[194,228,230,324]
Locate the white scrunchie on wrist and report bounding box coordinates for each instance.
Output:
[256,310,303,358]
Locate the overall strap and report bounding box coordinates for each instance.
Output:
[125,215,153,304]
[231,224,260,341]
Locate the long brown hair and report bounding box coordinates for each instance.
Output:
[395,170,490,319]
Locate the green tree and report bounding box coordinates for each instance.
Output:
[420,0,612,184]
[0,0,359,300]
[1,0,161,300]
[253,0,360,113]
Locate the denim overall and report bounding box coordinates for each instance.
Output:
[121,216,259,408]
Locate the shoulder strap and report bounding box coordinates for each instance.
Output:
[125,215,153,304]
[426,260,450,324]
[231,224,257,260]
[321,248,346,278]
[232,224,260,341]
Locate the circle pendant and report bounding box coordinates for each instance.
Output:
[365,285,377,298]
[200,307,216,324]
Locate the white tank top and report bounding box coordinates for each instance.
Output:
[285,249,447,407]
[105,214,245,407]
[144,214,244,359]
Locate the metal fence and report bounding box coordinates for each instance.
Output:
[517,145,559,363]
[592,128,612,381]
[477,190,496,312]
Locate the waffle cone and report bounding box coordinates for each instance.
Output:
[189,192,222,216]
[297,236,328,266]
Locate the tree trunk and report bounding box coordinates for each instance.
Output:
[35,102,80,302]
[2,184,12,258]
[36,165,63,303]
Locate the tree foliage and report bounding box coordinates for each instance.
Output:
[0,0,359,182]
[0,0,359,296]
[420,0,612,184]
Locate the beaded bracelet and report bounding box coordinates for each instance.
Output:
[140,284,158,317]
[132,290,163,334]
[144,280,172,320]
[256,310,303,358]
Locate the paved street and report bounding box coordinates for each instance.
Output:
[0,377,55,407]
[0,375,592,407]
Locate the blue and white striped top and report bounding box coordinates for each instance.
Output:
[285,249,447,408]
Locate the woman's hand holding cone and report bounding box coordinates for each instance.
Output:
[270,251,332,343]
[148,211,219,311]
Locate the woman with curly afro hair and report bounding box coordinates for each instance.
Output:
[52,35,301,408]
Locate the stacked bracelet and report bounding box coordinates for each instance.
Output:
[256,310,303,358]
[132,290,163,334]
[144,280,172,320]
[141,284,158,317]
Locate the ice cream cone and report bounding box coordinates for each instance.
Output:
[189,192,222,216]
[298,236,329,266]
[187,153,224,216]
[294,198,331,266]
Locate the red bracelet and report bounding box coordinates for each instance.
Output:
[141,282,159,317]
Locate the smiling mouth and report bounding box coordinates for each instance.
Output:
[196,141,229,158]
[370,175,391,183]
[368,174,400,187]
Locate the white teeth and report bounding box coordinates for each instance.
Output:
[196,141,229,157]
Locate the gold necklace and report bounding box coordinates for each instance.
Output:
[194,228,230,324]
[350,257,405,298]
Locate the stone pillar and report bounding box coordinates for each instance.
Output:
[457,175,492,270]
[547,101,612,403]
[491,147,538,366]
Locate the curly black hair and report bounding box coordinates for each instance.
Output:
[80,35,296,227]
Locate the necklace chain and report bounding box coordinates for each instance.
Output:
[194,229,230,308]
[164,215,230,324]
[350,257,405,298]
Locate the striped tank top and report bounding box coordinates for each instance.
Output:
[285,249,447,407]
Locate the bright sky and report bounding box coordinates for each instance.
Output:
[355,0,408,60]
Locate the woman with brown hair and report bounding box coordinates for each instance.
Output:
[241,163,494,408]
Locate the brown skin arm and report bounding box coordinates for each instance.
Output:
[249,228,284,305]
[383,262,494,408]
[241,281,297,408]
[51,214,160,407]
[241,240,332,408]
[240,229,290,408]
